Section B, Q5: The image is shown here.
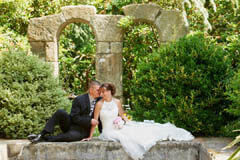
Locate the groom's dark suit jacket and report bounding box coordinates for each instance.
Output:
[70,93,102,137]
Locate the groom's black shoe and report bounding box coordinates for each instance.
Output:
[30,134,45,143]
[27,134,38,140]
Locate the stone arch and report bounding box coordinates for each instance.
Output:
[56,6,98,41]
[122,3,189,43]
[27,5,97,76]
[27,3,188,98]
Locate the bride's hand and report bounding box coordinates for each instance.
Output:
[81,137,92,141]
[123,116,130,123]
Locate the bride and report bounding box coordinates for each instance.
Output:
[82,83,194,160]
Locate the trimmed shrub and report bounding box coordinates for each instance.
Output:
[223,68,240,136]
[0,51,71,138]
[129,33,234,136]
[220,35,240,136]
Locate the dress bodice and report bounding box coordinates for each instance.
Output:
[100,99,118,132]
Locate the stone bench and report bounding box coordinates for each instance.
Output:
[4,138,211,160]
[0,144,8,160]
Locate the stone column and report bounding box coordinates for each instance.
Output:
[27,13,66,77]
[29,41,46,60]
[29,41,59,77]
[154,10,189,42]
[91,15,124,98]
[45,41,59,77]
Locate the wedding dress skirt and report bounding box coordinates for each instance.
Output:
[98,100,194,160]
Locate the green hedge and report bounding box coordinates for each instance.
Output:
[223,68,240,136]
[129,33,234,136]
[0,51,71,138]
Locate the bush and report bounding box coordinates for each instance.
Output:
[218,35,240,137]
[223,68,240,136]
[0,51,71,138]
[129,33,234,136]
[224,35,240,69]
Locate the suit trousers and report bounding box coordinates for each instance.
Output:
[41,109,88,142]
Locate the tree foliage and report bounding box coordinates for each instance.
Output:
[59,23,96,95]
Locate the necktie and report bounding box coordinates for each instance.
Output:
[90,99,96,116]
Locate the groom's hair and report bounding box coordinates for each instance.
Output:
[88,80,101,88]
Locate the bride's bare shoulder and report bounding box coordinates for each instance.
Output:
[96,99,104,106]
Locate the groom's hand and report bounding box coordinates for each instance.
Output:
[91,119,99,126]
[81,137,91,141]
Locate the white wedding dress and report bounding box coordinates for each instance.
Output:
[98,99,194,160]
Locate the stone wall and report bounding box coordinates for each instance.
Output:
[7,139,211,160]
[27,3,189,98]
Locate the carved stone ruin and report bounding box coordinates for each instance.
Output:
[27,3,189,98]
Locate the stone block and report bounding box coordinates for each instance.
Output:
[96,53,122,97]
[96,42,110,54]
[122,3,161,23]
[7,143,25,158]
[61,5,96,23]
[29,41,46,60]
[199,144,212,160]
[144,141,200,160]
[18,140,130,160]
[154,10,189,42]
[111,42,123,54]
[45,41,58,62]
[0,144,8,160]
[28,13,66,41]
[90,15,124,42]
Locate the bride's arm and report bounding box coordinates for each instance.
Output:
[82,101,102,141]
[116,99,129,122]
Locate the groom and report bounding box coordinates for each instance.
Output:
[28,80,102,142]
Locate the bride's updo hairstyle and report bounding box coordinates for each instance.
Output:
[100,83,116,96]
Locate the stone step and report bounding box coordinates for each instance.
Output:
[0,143,8,160]
[193,137,238,160]
[3,139,210,160]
